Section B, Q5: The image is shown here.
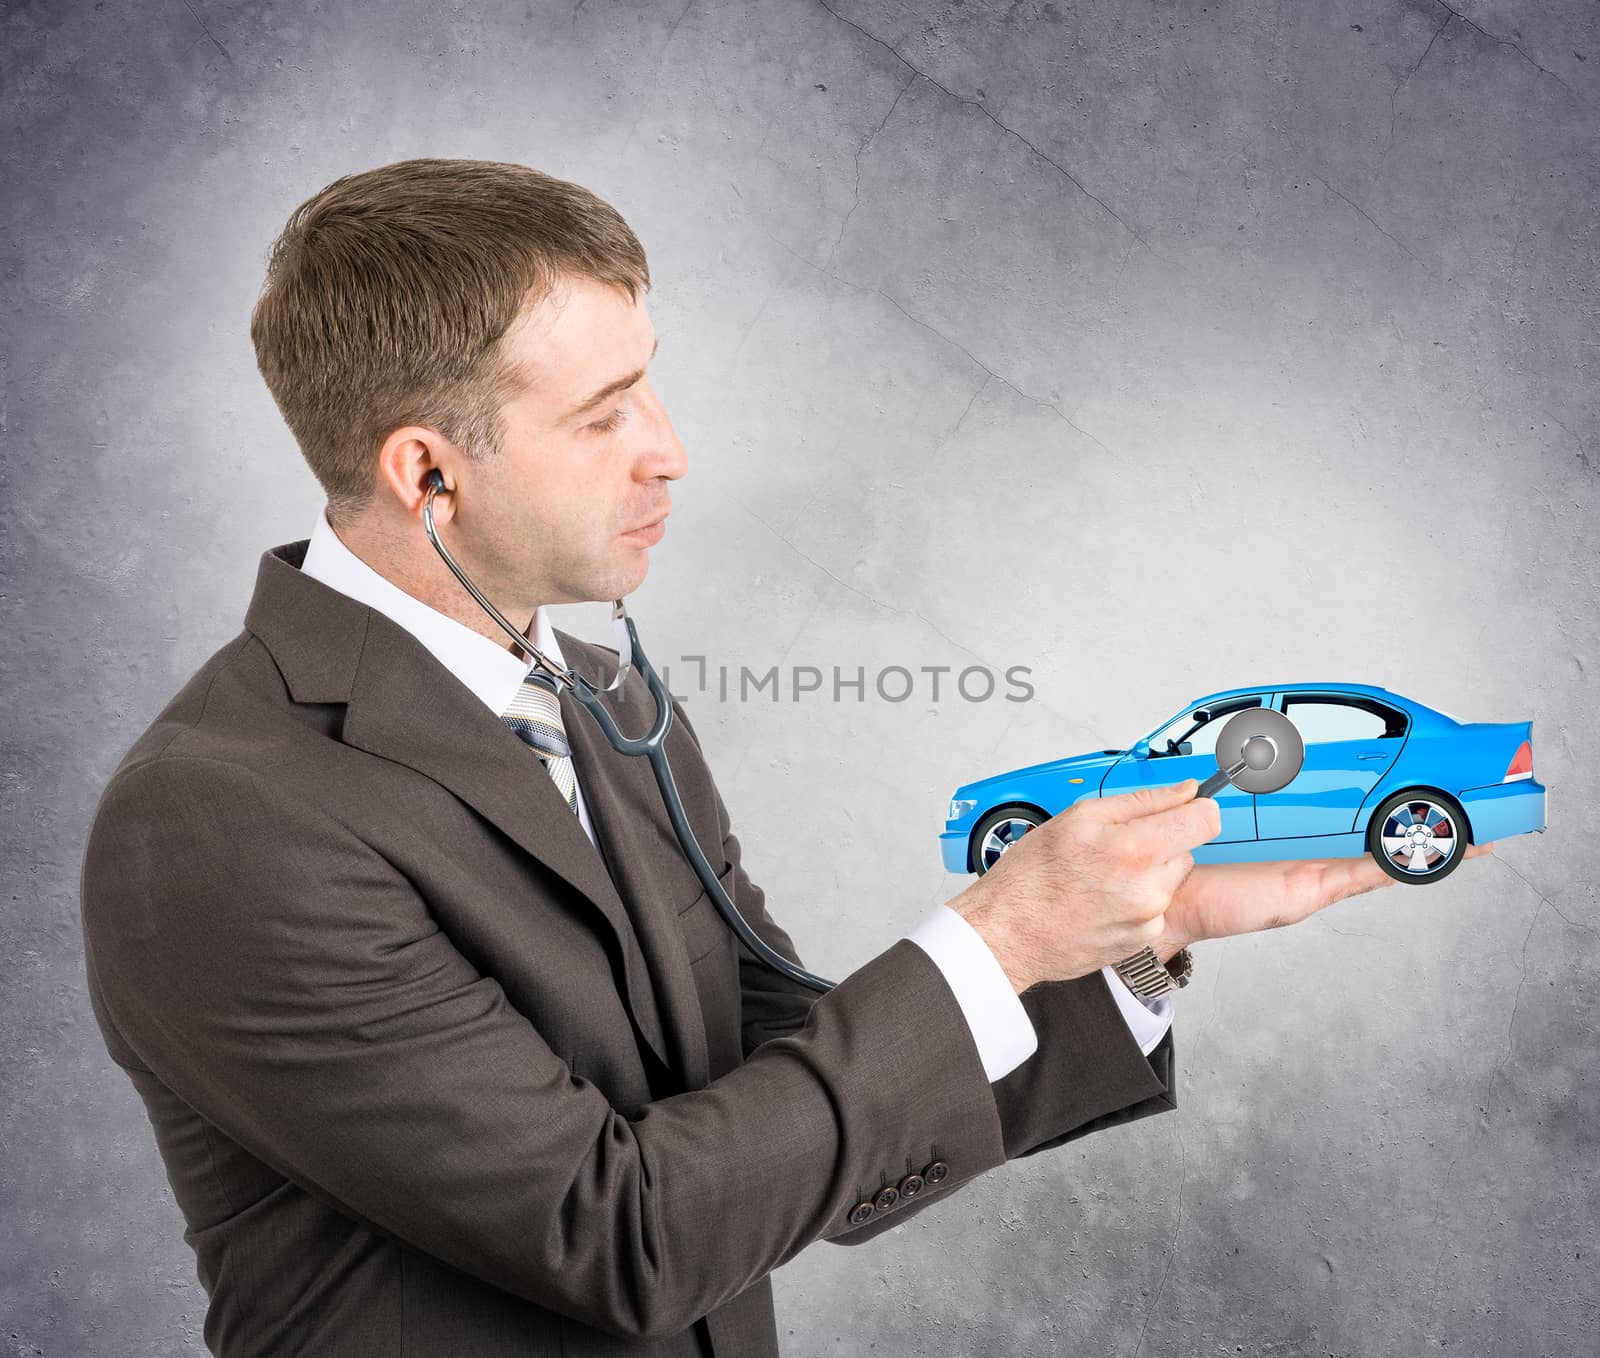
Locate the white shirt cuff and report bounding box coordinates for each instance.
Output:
[903,905,1177,1075]
[903,904,1038,1081]
[1100,964,1174,1056]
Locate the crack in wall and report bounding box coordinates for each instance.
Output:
[934,374,991,460]
[181,0,234,65]
[1493,852,1597,939]
[1482,901,1540,1118]
[1131,1113,1188,1358]
[721,588,826,787]
[824,69,918,273]
[765,224,1118,457]
[618,0,697,158]
[1387,9,1454,153]
[812,0,1162,257]
[734,494,1001,671]
[1419,859,1549,1333]
[1310,172,1415,259]
[1434,0,1582,103]
[1386,2,1588,158]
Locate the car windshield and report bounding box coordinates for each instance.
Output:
[1142,697,1264,757]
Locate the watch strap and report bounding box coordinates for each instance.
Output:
[1112,943,1193,999]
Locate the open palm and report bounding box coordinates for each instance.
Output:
[1166,840,1496,945]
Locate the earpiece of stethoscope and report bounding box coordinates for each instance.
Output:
[421,469,634,693]
[1195,707,1305,799]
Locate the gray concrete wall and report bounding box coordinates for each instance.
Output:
[4,1,1596,1353]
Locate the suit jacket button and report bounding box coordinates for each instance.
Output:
[873,1186,899,1211]
[923,1160,949,1185]
[849,1201,876,1225]
[898,1172,925,1199]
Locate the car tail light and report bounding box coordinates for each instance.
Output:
[1502,740,1532,782]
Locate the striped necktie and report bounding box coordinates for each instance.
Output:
[500,668,580,817]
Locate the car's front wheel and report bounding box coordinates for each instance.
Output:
[1367,789,1471,885]
[969,805,1047,875]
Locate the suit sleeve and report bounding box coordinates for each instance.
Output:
[1102,965,1175,1054]
[663,698,1178,1250]
[832,982,1177,1248]
[80,755,1013,1341]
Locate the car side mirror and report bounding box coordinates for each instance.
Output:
[1132,738,1151,758]
[1176,740,1193,755]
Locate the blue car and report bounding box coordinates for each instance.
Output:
[941,683,1546,885]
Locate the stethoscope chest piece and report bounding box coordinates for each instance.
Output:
[1200,707,1305,798]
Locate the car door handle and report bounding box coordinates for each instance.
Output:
[1358,753,1388,760]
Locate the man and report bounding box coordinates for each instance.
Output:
[78,158,1491,1357]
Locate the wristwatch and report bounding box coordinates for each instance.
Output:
[1112,943,1193,1000]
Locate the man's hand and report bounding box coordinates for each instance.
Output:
[1153,839,1496,960]
[952,778,1222,993]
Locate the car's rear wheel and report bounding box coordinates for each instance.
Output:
[970,805,1046,875]
[1367,789,1470,885]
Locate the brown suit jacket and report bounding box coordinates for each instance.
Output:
[78,538,1178,1357]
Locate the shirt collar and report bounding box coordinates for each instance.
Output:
[299,504,563,716]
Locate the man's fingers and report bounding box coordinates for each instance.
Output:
[1333,855,1393,897]
[1118,789,1222,861]
[1084,778,1200,824]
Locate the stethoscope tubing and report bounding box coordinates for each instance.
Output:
[422,472,837,993]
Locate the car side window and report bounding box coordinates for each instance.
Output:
[1151,697,1263,756]
[1281,697,1407,743]
[1186,700,1261,756]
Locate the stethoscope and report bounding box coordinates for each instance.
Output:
[423,468,1309,997]
[422,469,838,994]
[1195,708,1304,799]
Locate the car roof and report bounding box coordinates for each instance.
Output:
[1188,681,1407,707]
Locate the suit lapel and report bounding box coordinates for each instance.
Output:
[243,539,693,1079]
[558,664,712,1091]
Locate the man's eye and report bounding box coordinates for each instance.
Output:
[587,407,627,434]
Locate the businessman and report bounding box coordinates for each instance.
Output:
[79,158,1491,1357]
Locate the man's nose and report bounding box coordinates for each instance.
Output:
[636,382,688,481]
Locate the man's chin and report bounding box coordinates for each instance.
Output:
[584,549,649,602]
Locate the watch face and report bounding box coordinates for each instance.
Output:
[1164,948,1193,985]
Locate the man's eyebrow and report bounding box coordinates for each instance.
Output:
[563,335,660,421]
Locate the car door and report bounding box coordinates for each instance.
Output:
[1253,693,1409,840]
[1098,695,1263,844]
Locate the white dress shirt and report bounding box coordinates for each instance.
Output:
[298,504,1173,1084]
